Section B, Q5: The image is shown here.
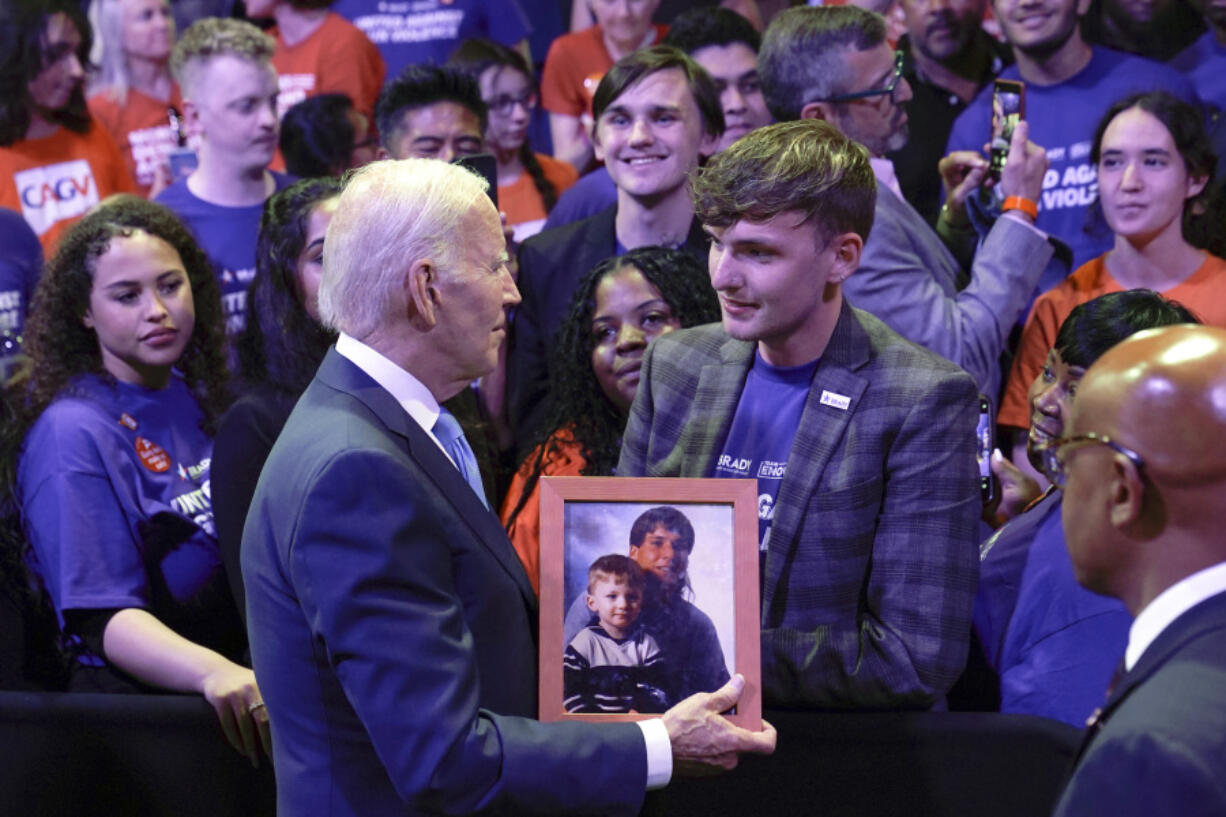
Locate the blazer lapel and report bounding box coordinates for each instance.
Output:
[678,335,754,477]
[762,302,871,617]
[316,350,537,607]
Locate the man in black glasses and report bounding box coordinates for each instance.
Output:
[758,5,1052,403]
[1052,323,1226,817]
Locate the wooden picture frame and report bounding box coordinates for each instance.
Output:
[538,476,761,728]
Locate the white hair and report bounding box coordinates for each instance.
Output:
[89,0,136,101]
[318,158,490,339]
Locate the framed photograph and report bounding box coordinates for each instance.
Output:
[538,476,761,729]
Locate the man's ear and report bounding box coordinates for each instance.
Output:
[698,127,719,159]
[376,145,392,161]
[826,231,864,284]
[591,118,605,164]
[405,258,439,330]
[1108,454,1145,529]
[586,594,598,612]
[82,309,94,329]
[800,101,835,123]
[181,97,205,139]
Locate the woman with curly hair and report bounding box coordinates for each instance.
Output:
[448,38,578,241]
[501,246,720,593]
[10,196,269,764]
[212,176,341,617]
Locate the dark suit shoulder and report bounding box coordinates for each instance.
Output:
[518,207,615,271]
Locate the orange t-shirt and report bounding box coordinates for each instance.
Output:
[0,123,136,255]
[998,251,1226,428]
[272,12,385,122]
[540,24,668,119]
[500,153,579,242]
[88,85,183,198]
[500,429,587,596]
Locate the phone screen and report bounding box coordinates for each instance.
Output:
[989,80,1025,182]
[452,153,499,210]
[977,396,996,505]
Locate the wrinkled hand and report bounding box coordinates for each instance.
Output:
[998,120,1048,206]
[989,448,1042,525]
[201,664,272,767]
[662,674,777,777]
[938,150,989,228]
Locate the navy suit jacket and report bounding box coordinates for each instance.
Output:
[242,349,646,816]
[618,303,981,709]
[1052,589,1226,817]
[509,206,709,453]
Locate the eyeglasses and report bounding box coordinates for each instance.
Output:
[485,89,538,116]
[1040,432,1147,488]
[813,50,906,105]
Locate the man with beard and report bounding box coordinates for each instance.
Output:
[887,0,1013,225]
[759,5,1052,400]
[946,0,1197,274]
[563,506,730,701]
[0,0,133,255]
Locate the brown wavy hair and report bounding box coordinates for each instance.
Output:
[18,196,232,434]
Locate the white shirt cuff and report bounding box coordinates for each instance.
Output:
[637,718,673,790]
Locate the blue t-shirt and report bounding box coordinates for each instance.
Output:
[18,374,234,658]
[0,206,42,345]
[976,489,1131,727]
[712,351,818,548]
[946,47,1199,276]
[331,0,530,80]
[155,173,294,335]
[543,166,617,231]
[1171,30,1226,115]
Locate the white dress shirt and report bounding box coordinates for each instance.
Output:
[1125,560,1226,671]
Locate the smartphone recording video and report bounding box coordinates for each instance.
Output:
[989,80,1025,183]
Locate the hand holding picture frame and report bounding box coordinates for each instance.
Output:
[538,476,761,729]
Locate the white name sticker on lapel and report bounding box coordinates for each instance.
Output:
[820,390,851,410]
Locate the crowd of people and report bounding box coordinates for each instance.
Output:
[2,0,1226,813]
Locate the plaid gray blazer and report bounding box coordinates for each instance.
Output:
[618,301,980,709]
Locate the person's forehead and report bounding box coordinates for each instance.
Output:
[845,41,896,86]
[481,64,530,94]
[196,55,276,95]
[690,42,757,80]
[43,12,81,47]
[398,101,482,138]
[605,67,697,113]
[713,210,814,243]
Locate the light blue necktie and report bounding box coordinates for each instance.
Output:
[432,407,489,509]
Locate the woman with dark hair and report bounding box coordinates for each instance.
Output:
[976,289,1198,726]
[0,0,134,253]
[449,38,579,241]
[212,176,342,616]
[87,0,181,198]
[8,197,268,761]
[998,91,1226,477]
[501,246,720,593]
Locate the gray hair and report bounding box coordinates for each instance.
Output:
[758,6,888,122]
[318,159,489,340]
[170,17,273,97]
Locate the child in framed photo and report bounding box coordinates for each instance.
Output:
[562,555,672,713]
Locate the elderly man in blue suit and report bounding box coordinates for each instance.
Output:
[241,158,775,816]
[1051,324,1226,816]
[619,118,982,709]
[757,5,1053,402]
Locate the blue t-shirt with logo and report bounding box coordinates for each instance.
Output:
[0,207,42,346]
[331,0,530,80]
[946,47,1198,279]
[711,351,818,549]
[155,172,294,335]
[18,374,237,660]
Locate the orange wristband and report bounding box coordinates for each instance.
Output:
[1002,196,1038,220]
